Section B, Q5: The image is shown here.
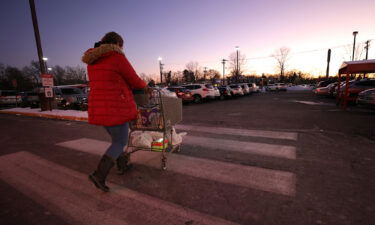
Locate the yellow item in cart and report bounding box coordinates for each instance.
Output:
[151,138,169,151]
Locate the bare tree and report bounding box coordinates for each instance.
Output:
[185,61,202,80]
[65,66,87,84]
[206,69,221,80]
[228,51,247,81]
[139,73,153,83]
[342,42,366,61]
[272,47,290,81]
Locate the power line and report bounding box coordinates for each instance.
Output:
[160,40,373,67]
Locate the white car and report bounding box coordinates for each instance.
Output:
[182,84,210,103]
[0,90,22,105]
[248,83,259,93]
[267,83,287,91]
[229,84,244,96]
[239,83,251,95]
[203,84,218,100]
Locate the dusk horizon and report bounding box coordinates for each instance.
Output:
[1,0,375,79]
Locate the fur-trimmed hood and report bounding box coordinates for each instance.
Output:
[81,44,124,64]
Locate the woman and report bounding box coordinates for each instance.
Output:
[82,32,147,192]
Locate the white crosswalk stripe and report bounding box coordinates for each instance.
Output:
[57,138,296,196]
[0,151,240,225]
[176,124,298,141]
[184,135,296,159]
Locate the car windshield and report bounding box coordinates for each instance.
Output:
[205,84,213,89]
[230,85,239,88]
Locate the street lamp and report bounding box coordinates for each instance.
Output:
[42,57,48,72]
[352,31,358,61]
[158,57,164,84]
[235,46,239,80]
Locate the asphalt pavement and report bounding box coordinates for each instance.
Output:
[0,90,374,225]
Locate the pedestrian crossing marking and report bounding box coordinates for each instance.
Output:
[176,124,298,141]
[57,138,296,196]
[0,151,241,225]
[184,135,296,159]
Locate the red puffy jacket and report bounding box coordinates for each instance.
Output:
[82,44,146,126]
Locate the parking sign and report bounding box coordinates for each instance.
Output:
[45,87,53,98]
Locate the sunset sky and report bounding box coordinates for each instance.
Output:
[1,0,374,80]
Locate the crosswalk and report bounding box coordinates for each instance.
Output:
[0,124,299,225]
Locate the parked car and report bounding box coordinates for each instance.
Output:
[20,91,40,108]
[238,83,251,95]
[314,82,336,96]
[275,83,287,91]
[203,84,218,100]
[315,80,334,89]
[53,87,87,109]
[357,88,375,108]
[0,90,22,106]
[327,82,339,97]
[333,80,356,98]
[167,86,194,103]
[213,86,221,99]
[337,79,375,102]
[218,86,232,99]
[266,84,276,91]
[182,84,210,103]
[229,84,244,96]
[248,83,260,93]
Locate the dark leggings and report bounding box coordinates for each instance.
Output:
[104,122,129,159]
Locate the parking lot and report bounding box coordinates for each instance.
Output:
[0,89,374,225]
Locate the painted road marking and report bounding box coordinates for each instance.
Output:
[176,124,298,141]
[57,138,296,196]
[0,151,240,225]
[184,135,296,159]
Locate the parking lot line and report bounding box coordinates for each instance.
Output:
[184,135,296,159]
[176,124,298,141]
[57,138,296,196]
[0,151,240,225]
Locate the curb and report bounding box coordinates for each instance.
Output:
[0,110,88,122]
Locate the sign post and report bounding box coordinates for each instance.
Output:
[41,74,54,111]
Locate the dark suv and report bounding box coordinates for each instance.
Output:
[53,87,87,109]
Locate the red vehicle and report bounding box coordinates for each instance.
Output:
[167,86,194,103]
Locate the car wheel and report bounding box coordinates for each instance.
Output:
[193,95,202,103]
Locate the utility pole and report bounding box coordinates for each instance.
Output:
[352,31,358,61]
[365,40,370,60]
[235,46,239,77]
[222,59,227,85]
[29,0,46,74]
[158,57,164,84]
[326,49,331,79]
[203,67,208,81]
[29,0,52,111]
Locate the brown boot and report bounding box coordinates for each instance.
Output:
[88,155,114,192]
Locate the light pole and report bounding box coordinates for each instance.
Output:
[29,0,46,74]
[42,57,49,72]
[365,40,370,60]
[158,57,164,84]
[222,59,227,85]
[235,46,239,76]
[352,31,358,61]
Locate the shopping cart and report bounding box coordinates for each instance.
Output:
[124,89,182,170]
